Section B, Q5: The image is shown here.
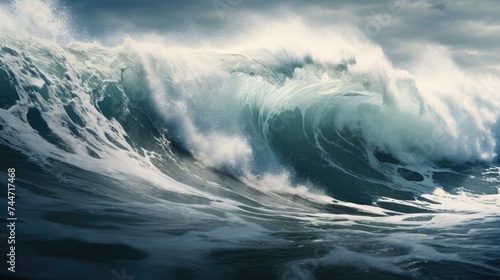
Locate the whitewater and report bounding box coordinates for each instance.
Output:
[1,0,500,279]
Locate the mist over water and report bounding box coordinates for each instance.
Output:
[1,0,500,279]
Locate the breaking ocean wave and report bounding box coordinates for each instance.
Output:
[1,1,500,279]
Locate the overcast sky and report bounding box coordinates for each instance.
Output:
[9,0,500,74]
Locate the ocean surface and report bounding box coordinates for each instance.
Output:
[1,1,500,279]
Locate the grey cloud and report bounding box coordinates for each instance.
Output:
[52,0,500,73]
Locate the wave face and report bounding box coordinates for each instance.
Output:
[1,1,500,279]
